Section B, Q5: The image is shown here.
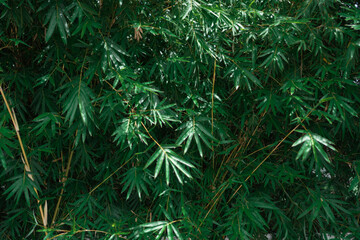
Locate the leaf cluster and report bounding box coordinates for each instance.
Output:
[1,0,360,239]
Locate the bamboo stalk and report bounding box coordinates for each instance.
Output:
[0,86,47,230]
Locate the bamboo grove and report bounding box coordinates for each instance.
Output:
[1,0,360,239]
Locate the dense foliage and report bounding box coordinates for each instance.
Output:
[1,0,360,239]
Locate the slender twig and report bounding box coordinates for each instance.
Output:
[197,183,228,231]
[88,147,150,196]
[89,156,133,195]
[211,59,216,169]
[141,122,163,150]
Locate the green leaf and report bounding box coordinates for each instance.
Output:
[171,224,183,240]
[322,200,335,223]
[0,149,6,170]
[292,135,310,147]
[154,151,165,178]
[144,148,162,169]
[349,177,359,192]
[45,10,57,42]
[242,68,262,87]
[0,0,10,8]
[57,9,69,44]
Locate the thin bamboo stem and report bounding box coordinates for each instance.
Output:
[51,134,76,227]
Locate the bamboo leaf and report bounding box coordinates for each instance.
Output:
[45,11,57,42]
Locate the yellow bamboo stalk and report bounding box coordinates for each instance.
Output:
[0,86,47,230]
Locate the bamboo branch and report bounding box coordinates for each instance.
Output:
[227,107,316,202]
[199,103,318,230]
